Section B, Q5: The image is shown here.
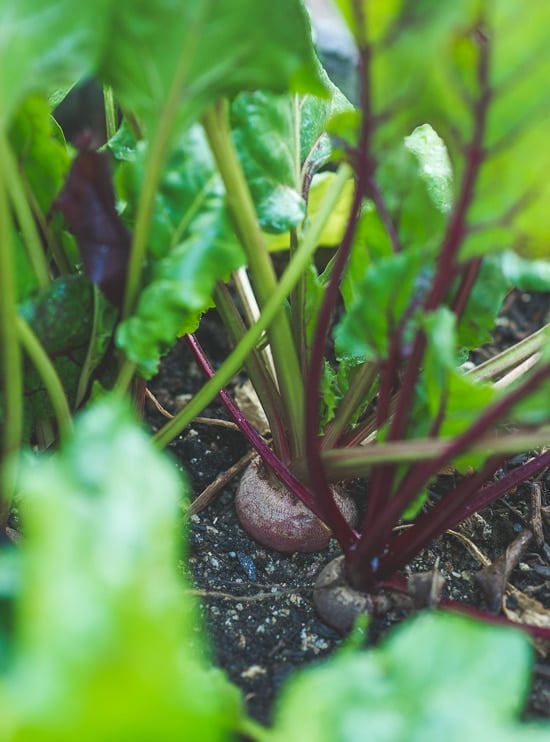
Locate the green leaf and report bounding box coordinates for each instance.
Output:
[336,0,405,45]
[499,251,550,292]
[18,275,93,356]
[402,124,453,215]
[335,249,428,362]
[0,0,106,127]
[447,4,550,259]
[455,256,510,350]
[231,91,305,234]
[17,275,94,420]
[300,67,354,175]
[337,123,452,316]
[0,1,326,135]
[338,201,393,314]
[374,124,453,254]
[319,361,340,428]
[99,0,326,135]
[264,166,355,252]
[270,611,549,742]
[413,307,497,471]
[233,76,353,242]
[115,126,244,377]
[105,118,137,163]
[333,2,550,259]
[422,308,497,431]
[335,0,477,147]
[8,95,70,214]
[2,397,242,739]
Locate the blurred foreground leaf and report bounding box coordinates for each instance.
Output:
[0,397,242,740]
[100,0,326,135]
[270,611,550,742]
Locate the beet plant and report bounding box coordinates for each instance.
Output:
[152,0,550,632]
[0,0,325,503]
[1,0,550,638]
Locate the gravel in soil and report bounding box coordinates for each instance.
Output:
[146,292,550,726]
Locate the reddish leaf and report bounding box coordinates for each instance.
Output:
[53,133,131,306]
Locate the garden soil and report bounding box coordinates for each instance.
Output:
[146,290,550,727]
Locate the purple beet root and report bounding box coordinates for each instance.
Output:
[235,458,357,553]
[313,556,414,633]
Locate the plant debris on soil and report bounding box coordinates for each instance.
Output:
[146,290,550,726]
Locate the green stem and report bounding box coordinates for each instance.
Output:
[317,426,550,482]
[113,359,137,396]
[467,324,548,382]
[121,6,207,322]
[292,94,301,188]
[214,281,290,460]
[103,85,118,142]
[74,285,102,409]
[116,103,185,390]
[16,316,73,443]
[203,101,306,458]
[0,168,23,514]
[237,716,270,742]
[321,361,378,450]
[232,267,277,381]
[289,95,308,372]
[0,130,50,289]
[154,162,352,448]
[27,186,71,275]
[290,226,310,375]
[121,121,170,323]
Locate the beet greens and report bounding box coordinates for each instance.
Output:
[156,0,550,627]
[4,1,550,737]
[2,0,550,637]
[300,1,550,596]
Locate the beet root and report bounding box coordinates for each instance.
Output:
[313,556,414,633]
[235,458,357,553]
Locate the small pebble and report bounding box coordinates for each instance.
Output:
[237,551,257,581]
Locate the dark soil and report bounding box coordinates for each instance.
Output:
[146,290,550,726]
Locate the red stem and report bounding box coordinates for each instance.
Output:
[303,2,375,555]
[451,258,483,322]
[185,334,359,541]
[388,28,492,447]
[439,600,550,641]
[377,449,550,580]
[346,27,494,580]
[348,359,550,584]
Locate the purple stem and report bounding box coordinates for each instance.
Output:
[368,175,402,253]
[303,6,375,555]
[362,256,481,538]
[185,334,359,542]
[377,449,550,579]
[451,258,483,322]
[361,332,415,536]
[359,33,491,536]
[347,28,494,579]
[348,358,550,582]
[387,28,491,447]
[439,599,550,641]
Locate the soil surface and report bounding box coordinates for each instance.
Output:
[146,290,550,727]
